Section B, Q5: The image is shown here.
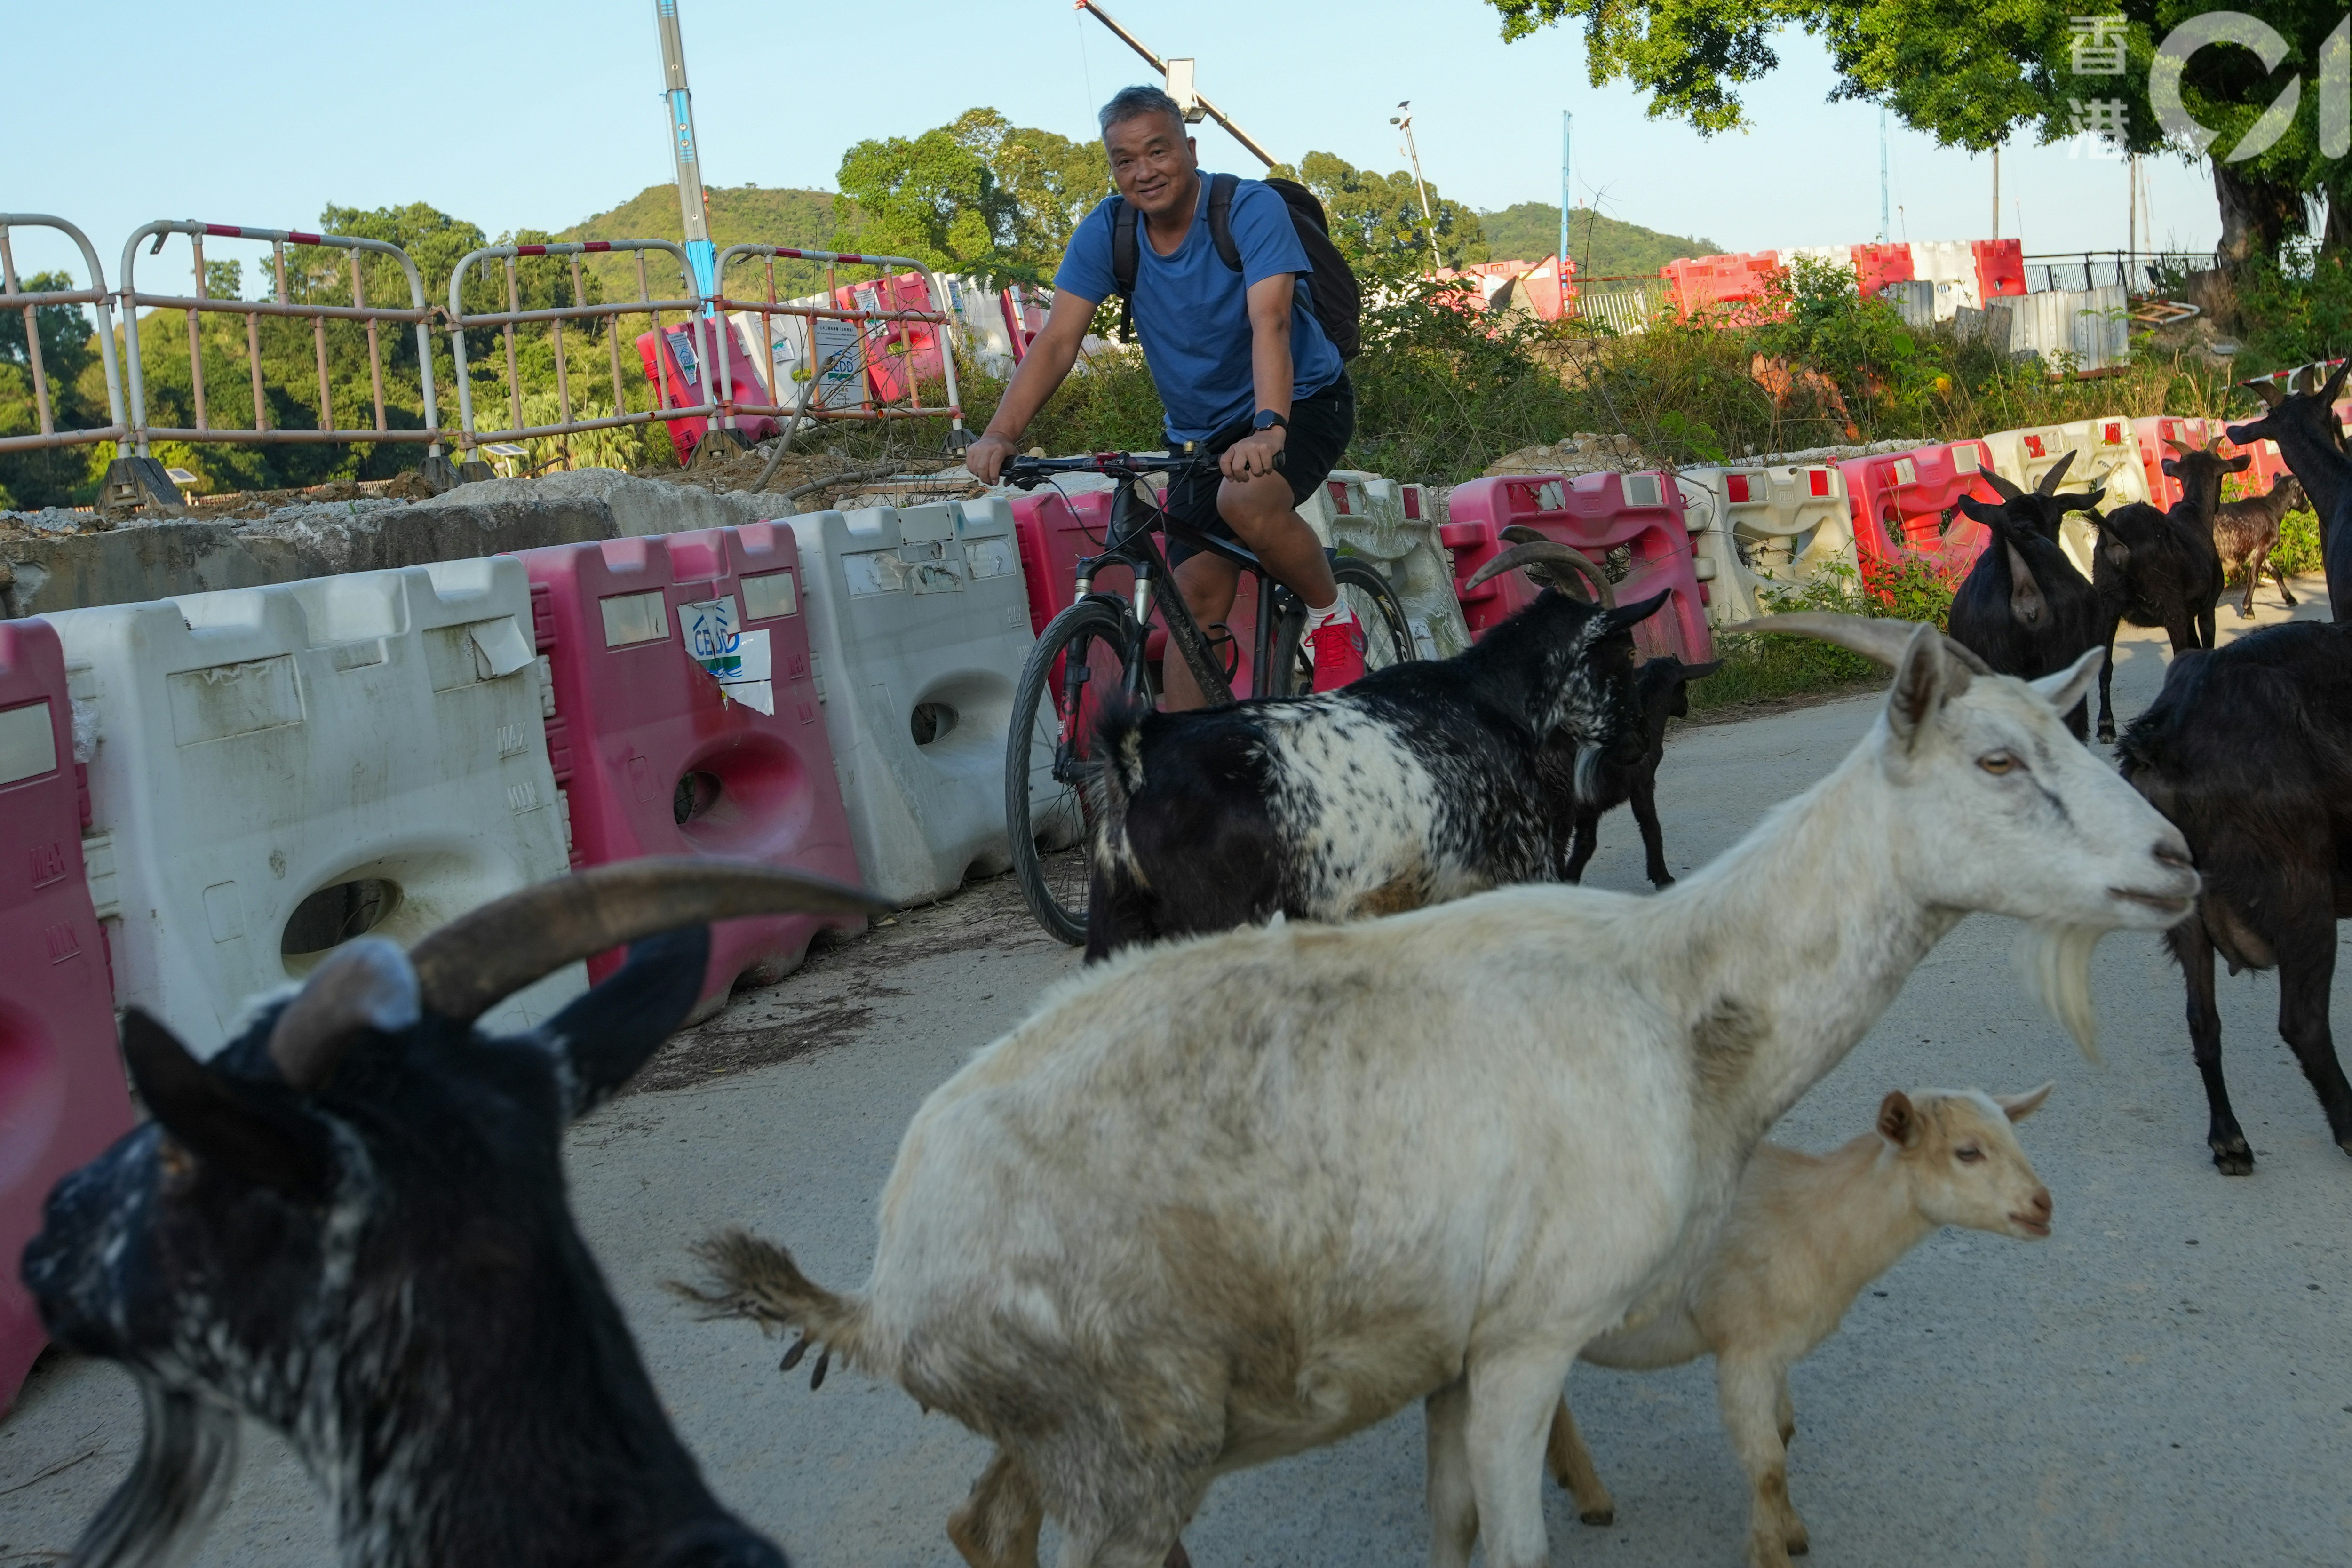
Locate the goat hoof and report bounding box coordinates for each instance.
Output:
[2096,724,2117,745]
[1579,1508,1614,1527]
[2210,1141,2255,1176]
[2235,607,2254,619]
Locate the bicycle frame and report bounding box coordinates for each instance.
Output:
[1074,469,1295,708]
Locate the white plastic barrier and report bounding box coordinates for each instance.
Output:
[2008,285,2129,374]
[1676,463,1856,625]
[1295,470,1473,660]
[790,497,1039,907]
[48,560,582,1057]
[1910,240,1983,321]
[1980,415,2151,577]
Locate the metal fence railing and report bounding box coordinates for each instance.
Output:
[0,214,129,457]
[710,244,967,445]
[445,238,711,466]
[2024,251,2219,294]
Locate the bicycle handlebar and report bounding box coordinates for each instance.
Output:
[998,446,1281,491]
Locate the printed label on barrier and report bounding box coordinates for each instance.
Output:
[667,327,700,387]
[680,598,744,678]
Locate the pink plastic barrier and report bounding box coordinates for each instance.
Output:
[517,527,860,1011]
[1009,490,1276,697]
[1853,243,1915,298]
[1839,440,2001,578]
[834,272,948,402]
[1974,239,2027,300]
[1439,472,1712,663]
[0,619,134,1412]
[1661,251,1784,318]
[635,319,780,463]
[2132,415,2287,510]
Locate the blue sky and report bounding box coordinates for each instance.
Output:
[9,0,2220,287]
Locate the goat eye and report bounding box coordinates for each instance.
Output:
[1955,1146,1983,1163]
[1978,752,2018,776]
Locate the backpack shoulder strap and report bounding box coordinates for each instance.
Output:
[1110,196,1139,297]
[1206,173,1242,272]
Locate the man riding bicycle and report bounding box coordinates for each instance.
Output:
[964,84,1366,705]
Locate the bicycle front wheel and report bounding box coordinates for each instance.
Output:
[1268,557,1420,696]
[1006,595,1139,945]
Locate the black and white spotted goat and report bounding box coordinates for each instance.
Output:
[21,860,882,1568]
[1085,538,1670,958]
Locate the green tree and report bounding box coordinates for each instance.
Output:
[835,108,1111,279]
[1483,0,2345,271]
[1280,151,1488,277]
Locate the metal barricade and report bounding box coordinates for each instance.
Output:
[115,221,451,507]
[0,214,129,456]
[445,238,710,468]
[711,244,967,444]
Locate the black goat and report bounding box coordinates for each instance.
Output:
[1085,540,1670,959]
[2079,443,2232,741]
[2115,622,2352,1173]
[1947,453,2108,740]
[2225,359,2352,620]
[1549,653,1720,888]
[2212,474,2306,618]
[22,860,883,1568]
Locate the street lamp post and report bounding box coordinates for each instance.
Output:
[1390,103,1443,269]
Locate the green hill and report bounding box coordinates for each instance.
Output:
[557,184,847,301]
[1476,203,1718,280]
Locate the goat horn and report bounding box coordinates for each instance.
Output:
[1981,470,2026,503]
[1464,541,1614,606]
[2240,378,2284,409]
[270,936,421,1090]
[2034,449,2077,495]
[1717,612,1994,677]
[409,859,889,1024]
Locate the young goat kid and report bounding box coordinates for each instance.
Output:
[1084,540,1669,957]
[2117,619,2352,1172]
[22,861,884,1568]
[1947,453,2107,740]
[1547,1084,2054,1568]
[683,613,2194,1568]
[2211,475,2306,618]
[1547,653,1720,888]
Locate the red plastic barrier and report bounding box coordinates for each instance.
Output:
[0,620,134,1412]
[1838,440,2001,578]
[1439,472,1712,663]
[1661,251,1784,318]
[1853,242,1915,298]
[1973,239,2027,300]
[835,272,947,402]
[2132,415,2287,510]
[635,318,780,463]
[1009,489,1276,697]
[516,527,860,1011]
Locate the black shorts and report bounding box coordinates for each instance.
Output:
[1162,374,1356,569]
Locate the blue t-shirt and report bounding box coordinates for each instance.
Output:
[1055,176,1344,443]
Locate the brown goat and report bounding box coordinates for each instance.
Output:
[2211,475,2306,618]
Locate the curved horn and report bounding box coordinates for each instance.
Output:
[269,937,421,1089]
[2034,449,2078,495]
[1981,470,2026,503]
[410,860,889,1023]
[1464,541,1614,606]
[2240,377,2285,409]
[1717,611,1994,677]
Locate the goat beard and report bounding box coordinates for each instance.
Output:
[65,1376,240,1568]
[2014,921,2106,1064]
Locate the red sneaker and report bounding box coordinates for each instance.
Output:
[1307,611,1368,692]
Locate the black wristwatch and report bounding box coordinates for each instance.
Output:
[1252,409,1288,433]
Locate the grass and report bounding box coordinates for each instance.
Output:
[1686,557,1955,717]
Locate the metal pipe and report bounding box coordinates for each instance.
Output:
[1073,0,1278,169]
[654,0,717,301]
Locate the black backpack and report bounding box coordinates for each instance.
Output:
[1109,172,1361,360]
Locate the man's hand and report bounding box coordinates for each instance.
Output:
[965,432,1018,485]
[1220,427,1287,483]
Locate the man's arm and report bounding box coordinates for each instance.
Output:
[1220,273,1295,483]
[963,289,1098,483]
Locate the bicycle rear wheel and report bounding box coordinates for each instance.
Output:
[1006,596,1139,945]
[1268,557,1419,696]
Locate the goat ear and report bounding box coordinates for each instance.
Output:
[2160,457,2180,478]
[1605,589,1671,632]
[2007,546,2048,629]
[1876,1090,1919,1148]
[1994,1082,2056,1122]
[1955,494,2002,526]
[2322,359,2350,405]
[2225,453,2253,472]
[2028,645,2104,718]
[1883,622,1960,755]
[525,925,711,1121]
[121,1011,332,1196]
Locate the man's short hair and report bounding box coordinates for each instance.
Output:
[1099,85,1186,139]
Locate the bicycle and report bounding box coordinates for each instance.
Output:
[1001,447,1416,945]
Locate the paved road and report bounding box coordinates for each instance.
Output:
[6,589,2350,1568]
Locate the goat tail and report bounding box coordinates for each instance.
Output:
[673,1229,883,1382]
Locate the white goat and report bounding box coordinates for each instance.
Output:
[684,615,2195,1568]
[1549,1083,2055,1568]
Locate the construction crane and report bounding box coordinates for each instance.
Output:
[1073,1,1278,170]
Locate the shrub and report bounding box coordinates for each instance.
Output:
[1687,556,1954,716]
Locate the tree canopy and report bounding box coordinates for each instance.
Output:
[833,108,1108,281]
[1280,151,1489,276]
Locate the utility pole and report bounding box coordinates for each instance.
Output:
[1391,103,1444,269]
[1991,146,2001,240]
[1073,1,1277,169]
[653,0,715,303]
[1559,109,1572,274]
[1879,107,1890,243]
